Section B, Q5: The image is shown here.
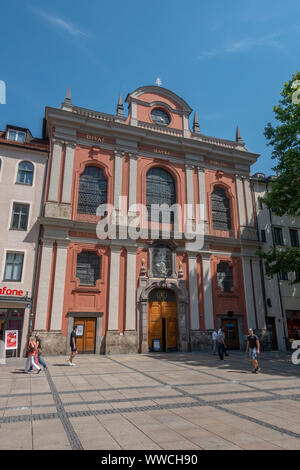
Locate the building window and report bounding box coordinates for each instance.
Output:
[211,186,231,231]
[273,227,284,246]
[76,251,101,286]
[290,229,299,248]
[258,198,264,210]
[279,271,288,281]
[146,168,176,222]
[152,245,173,278]
[77,166,107,215]
[7,129,26,143]
[10,203,29,231]
[16,161,34,185]
[217,262,233,292]
[3,253,24,282]
[261,229,266,243]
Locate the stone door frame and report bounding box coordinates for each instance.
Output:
[137,276,189,353]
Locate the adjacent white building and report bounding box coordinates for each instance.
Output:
[0,125,48,357]
[252,173,300,351]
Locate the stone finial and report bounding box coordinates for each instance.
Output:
[236,125,245,148]
[65,86,72,103]
[61,85,73,111]
[116,92,124,117]
[193,112,200,133]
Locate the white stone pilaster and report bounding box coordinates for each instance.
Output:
[202,254,214,330]
[50,241,68,331]
[197,167,207,221]
[244,178,255,227]
[188,253,200,330]
[242,257,256,329]
[128,153,137,211]
[114,151,123,211]
[183,114,190,138]
[34,241,54,330]
[252,260,266,329]
[61,143,76,204]
[125,248,137,330]
[236,175,247,227]
[48,141,63,202]
[108,247,121,330]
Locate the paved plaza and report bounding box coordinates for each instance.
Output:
[0,351,300,450]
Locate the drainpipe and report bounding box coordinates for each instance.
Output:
[28,154,49,336]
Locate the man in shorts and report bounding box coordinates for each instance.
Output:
[68,325,78,366]
[246,328,260,373]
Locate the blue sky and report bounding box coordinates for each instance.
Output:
[0,0,299,175]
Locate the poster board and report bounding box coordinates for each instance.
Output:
[5,330,18,350]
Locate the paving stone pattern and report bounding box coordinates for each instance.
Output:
[0,352,300,450]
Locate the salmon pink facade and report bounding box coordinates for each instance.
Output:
[32,85,268,355]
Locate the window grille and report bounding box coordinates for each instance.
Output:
[217,262,233,292]
[211,186,231,231]
[152,245,173,278]
[77,166,107,215]
[76,251,101,286]
[146,168,176,222]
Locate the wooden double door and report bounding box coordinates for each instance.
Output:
[221,318,240,350]
[74,318,96,354]
[148,301,177,352]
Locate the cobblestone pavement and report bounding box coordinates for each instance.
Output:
[0,351,300,450]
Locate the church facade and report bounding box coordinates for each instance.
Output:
[32,85,271,355]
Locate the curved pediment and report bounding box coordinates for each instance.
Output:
[126,85,192,116]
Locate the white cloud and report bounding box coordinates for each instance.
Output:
[31,8,88,38]
[196,32,287,61]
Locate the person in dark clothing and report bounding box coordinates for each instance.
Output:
[246,328,260,373]
[68,325,78,366]
[217,328,226,360]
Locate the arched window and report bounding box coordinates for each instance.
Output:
[77,166,107,215]
[217,262,233,292]
[146,168,176,222]
[211,186,231,231]
[16,161,34,185]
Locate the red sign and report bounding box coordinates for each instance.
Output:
[5,330,18,350]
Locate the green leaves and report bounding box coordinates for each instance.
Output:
[257,247,300,285]
[259,71,300,282]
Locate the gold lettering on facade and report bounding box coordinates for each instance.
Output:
[78,133,105,143]
[153,148,171,156]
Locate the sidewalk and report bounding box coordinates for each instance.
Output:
[0,351,300,450]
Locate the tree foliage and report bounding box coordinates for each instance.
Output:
[258,71,300,283]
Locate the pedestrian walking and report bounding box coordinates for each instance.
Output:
[212,330,218,355]
[24,336,41,374]
[29,335,47,371]
[246,328,260,373]
[68,325,78,366]
[217,328,226,360]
